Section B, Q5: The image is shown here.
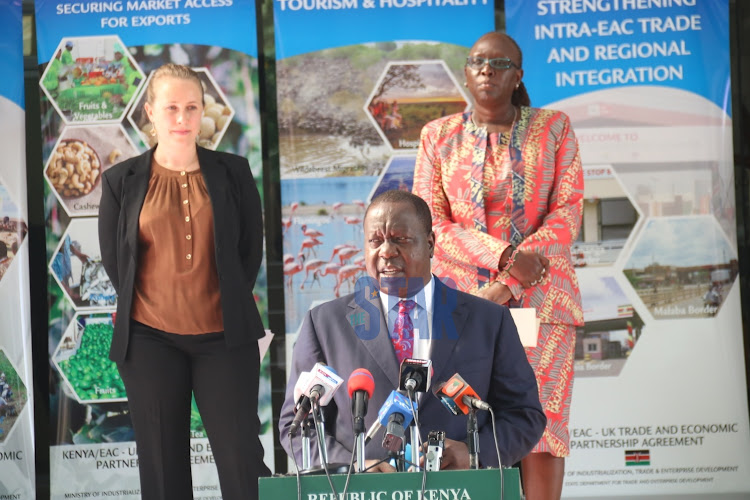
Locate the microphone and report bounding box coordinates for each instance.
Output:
[398,358,432,394]
[379,391,414,453]
[433,373,492,415]
[289,372,313,437]
[364,390,413,445]
[302,362,344,405]
[433,373,490,470]
[289,364,343,437]
[348,369,375,435]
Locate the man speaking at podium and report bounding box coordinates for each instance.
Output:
[279,190,545,471]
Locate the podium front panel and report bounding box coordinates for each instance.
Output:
[259,468,521,499]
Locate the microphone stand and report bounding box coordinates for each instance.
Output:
[315,406,329,467]
[301,415,313,470]
[409,423,421,472]
[467,408,479,470]
[355,433,365,472]
[406,387,421,472]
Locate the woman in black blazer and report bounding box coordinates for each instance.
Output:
[98,63,268,500]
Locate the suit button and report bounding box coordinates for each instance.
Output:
[186,254,192,260]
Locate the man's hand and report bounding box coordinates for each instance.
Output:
[363,458,397,473]
[438,439,470,470]
[476,282,513,306]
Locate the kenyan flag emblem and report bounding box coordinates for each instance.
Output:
[625,449,650,466]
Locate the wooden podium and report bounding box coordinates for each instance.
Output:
[259,468,521,499]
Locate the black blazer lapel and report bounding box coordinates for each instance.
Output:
[121,151,152,261]
[347,288,401,389]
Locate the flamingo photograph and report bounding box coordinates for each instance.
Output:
[280,177,376,332]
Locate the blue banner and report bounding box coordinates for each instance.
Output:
[35,2,273,496]
[0,0,35,497]
[274,0,492,338]
[506,0,729,112]
[506,0,750,497]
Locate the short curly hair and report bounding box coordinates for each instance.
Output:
[366,190,433,236]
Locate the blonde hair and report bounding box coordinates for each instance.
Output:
[146,63,204,106]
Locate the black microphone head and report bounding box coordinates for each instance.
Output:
[289,396,313,436]
[398,358,431,393]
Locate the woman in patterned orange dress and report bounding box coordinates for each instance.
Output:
[413,32,583,500]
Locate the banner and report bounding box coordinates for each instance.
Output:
[34,1,273,497]
[275,0,493,341]
[0,0,35,497]
[506,0,750,496]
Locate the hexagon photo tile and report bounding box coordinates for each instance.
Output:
[39,36,145,124]
[281,177,374,332]
[0,349,28,443]
[128,67,235,150]
[622,216,738,319]
[49,218,115,310]
[52,312,126,404]
[614,161,737,244]
[366,60,469,151]
[0,183,28,284]
[367,155,417,203]
[44,125,140,217]
[574,273,644,378]
[573,165,641,268]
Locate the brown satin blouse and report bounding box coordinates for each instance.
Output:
[130,159,224,334]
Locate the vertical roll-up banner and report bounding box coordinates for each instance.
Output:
[0,0,35,497]
[34,2,273,497]
[506,0,750,496]
[275,0,493,344]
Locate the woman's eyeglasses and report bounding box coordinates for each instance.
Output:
[465,57,521,71]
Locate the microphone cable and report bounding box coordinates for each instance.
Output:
[488,407,504,500]
[339,436,358,500]
[311,398,340,499]
[289,431,302,500]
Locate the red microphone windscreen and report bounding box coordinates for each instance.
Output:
[347,368,375,398]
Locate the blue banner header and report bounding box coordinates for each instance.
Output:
[0,0,25,109]
[35,0,258,63]
[506,0,729,112]
[274,0,493,58]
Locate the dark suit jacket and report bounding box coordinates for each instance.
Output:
[98,146,265,362]
[279,277,546,467]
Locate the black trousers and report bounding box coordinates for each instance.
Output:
[118,320,269,500]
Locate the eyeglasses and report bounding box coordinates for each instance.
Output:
[465,57,520,71]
